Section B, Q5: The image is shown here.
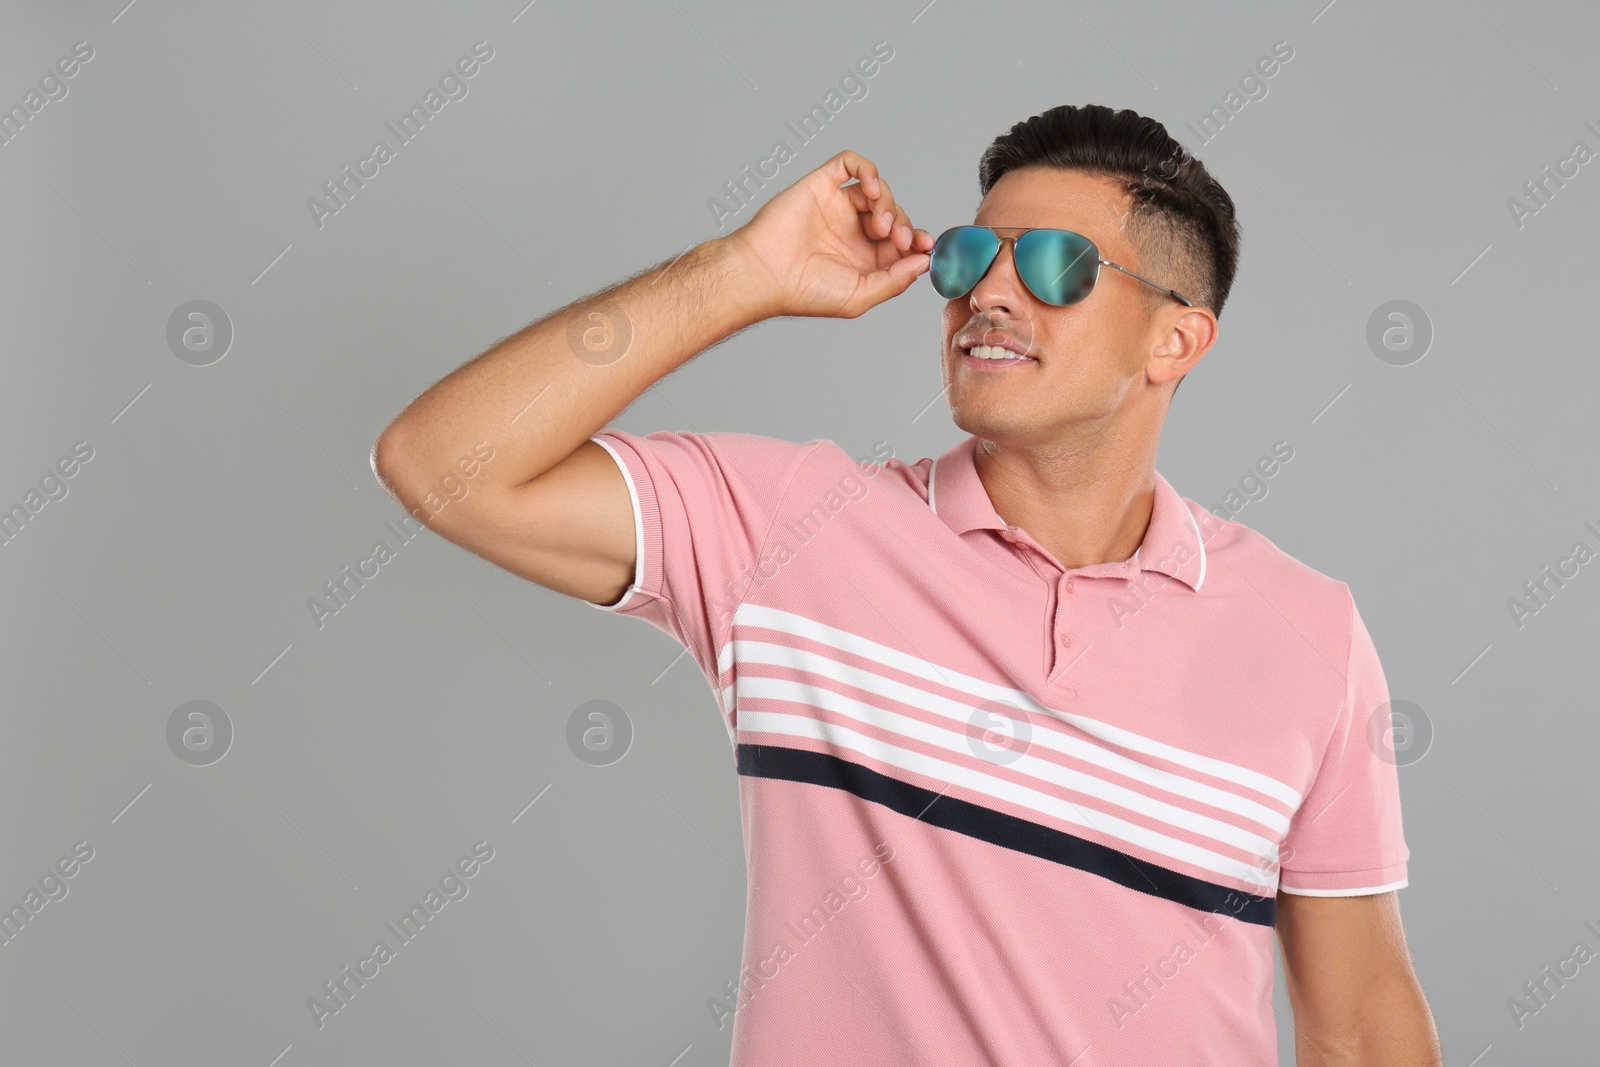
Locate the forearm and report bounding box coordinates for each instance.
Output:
[1357,977,1441,1067]
[374,234,771,498]
[1296,976,1442,1066]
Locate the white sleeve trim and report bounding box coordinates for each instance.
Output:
[585,435,645,612]
[1278,877,1408,897]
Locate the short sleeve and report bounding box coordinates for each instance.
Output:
[585,428,819,680]
[1277,592,1411,896]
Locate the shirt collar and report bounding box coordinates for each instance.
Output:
[927,435,1209,591]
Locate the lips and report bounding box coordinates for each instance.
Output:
[957,331,1035,359]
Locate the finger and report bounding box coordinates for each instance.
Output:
[833,150,881,205]
[869,177,899,239]
[860,206,911,254]
[877,200,925,255]
[886,201,920,251]
[830,153,922,252]
[899,229,931,255]
[855,199,895,242]
[842,180,899,226]
[866,213,924,261]
[851,204,902,247]
[855,200,902,246]
[889,224,935,254]
[853,251,931,314]
[842,182,874,214]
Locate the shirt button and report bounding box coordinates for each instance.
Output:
[1059,632,1072,647]
[1065,578,1075,593]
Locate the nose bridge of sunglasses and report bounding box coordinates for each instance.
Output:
[987,235,1017,273]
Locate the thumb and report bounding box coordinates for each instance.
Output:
[856,252,930,312]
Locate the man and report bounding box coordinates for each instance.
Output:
[373,103,1441,1066]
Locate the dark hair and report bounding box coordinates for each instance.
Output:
[977,104,1240,326]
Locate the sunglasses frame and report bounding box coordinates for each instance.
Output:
[930,225,1196,309]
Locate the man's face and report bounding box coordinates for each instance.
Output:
[939,167,1193,445]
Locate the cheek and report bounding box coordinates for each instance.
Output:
[1057,310,1137,367]
[1041,316,1092,361]
[941,306,968,355]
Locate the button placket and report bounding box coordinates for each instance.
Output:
[1055,573,1074,658]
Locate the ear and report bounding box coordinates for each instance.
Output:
[1146,306,1217,386]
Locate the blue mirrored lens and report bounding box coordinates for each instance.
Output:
[930,227,999,299]
[1015,229,1099,306]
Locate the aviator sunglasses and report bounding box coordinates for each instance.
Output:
[928,225,1195,308]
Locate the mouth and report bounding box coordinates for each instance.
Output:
[956,336,1039,369]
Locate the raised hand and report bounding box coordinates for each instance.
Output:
[723,149,935,320]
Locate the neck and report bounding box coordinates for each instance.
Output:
[971,429,1159,572]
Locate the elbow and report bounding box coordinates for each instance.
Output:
[371,422,416,505]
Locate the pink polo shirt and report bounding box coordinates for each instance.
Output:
[586,428,1409,1067]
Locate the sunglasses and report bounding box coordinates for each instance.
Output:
[929,225,1195,308]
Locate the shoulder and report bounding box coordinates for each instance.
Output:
[764,436,938,505]
[590,428,948,510]
[591,428,828,490]
[1187,499,1357,644]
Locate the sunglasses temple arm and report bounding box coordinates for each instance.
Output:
[1102,260,1195,307]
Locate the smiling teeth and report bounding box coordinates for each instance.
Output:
[969,345,1033,360]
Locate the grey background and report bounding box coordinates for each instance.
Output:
[3,0,1597,1063]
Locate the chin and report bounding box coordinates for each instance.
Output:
[950,406,1022,441]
